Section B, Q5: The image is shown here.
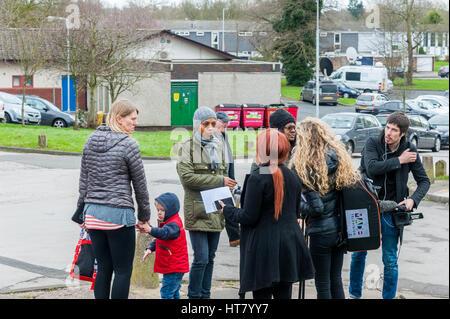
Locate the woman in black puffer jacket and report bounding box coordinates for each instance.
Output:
[77,99,150,299]
[290,117,360,299]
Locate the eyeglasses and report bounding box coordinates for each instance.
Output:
[284,124,296,131]
[202,120,217,128]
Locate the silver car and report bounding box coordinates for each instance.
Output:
[0,91,41,125]
[0,102,5,123]
[355,93,389,113]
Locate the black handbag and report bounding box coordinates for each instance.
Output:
[71,202,85,224]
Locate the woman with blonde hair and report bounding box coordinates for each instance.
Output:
[219,129,315,299]
[290,117,359,299]
[77,99,151,299]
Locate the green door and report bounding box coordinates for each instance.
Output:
[171,82,198,126]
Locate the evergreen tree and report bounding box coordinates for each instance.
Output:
[424,9,443,24]
[272,0,321,87]
[347,0,364,20]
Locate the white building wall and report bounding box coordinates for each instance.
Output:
[0,62,61,88]
[116,72,171,126]
[198,72,281,107]
[132,36,223,61]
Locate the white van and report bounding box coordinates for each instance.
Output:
[330,64,389,93]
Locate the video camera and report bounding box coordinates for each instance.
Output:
[392,205,424,228]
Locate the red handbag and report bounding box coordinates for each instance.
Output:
[69,228,97,290]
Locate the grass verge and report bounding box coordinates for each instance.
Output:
[434,60,449,72]
[393,78,449,91]
[338,98,356,105]
[0,123,258,157]
[281,78,302,100]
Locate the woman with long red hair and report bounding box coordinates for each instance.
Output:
[219,129,315,299]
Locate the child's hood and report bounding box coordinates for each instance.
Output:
[155,192,180,221]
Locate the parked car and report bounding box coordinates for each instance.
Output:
[336,81,360,98]
[428,114,449,147]
[415,95,449,109]
[438,65,449,78]
[0,101,5,123]
[376,112,441,152]
[388,67,405,79]
[355,93,389,112]
[407,114,442,152]
[300,80,339,105]
[321,112,383,155]
[16,95,75,127]
[386,79,394,93]
[363,99,441,119]
[407,99,448,118]
[0,91,41,125]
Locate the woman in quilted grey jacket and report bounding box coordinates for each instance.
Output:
[77,99,150,299]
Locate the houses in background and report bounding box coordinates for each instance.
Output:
[0,12,448,127]
[161,20,272,59]
[161,17,449,72]
[0,29,281,127]
[317,10,448,72]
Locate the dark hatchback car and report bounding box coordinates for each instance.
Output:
[336,81,359,98]
[16,95,75,127]
[428,114,449,147]
[300,80,339,105]
[364,99,440,119]
[376,113,441,152]
[438,65,449,78]
[321,112,383,155]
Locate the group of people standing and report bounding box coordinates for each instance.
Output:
[77,99,429,300]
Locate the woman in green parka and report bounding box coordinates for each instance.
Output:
[176,106,237,299]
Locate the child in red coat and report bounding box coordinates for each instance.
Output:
[140,192,189,299]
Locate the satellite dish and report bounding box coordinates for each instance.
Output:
[346,47,358,64]
[320,57,333,77]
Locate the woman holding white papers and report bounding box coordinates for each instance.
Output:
[176,106,237,299]
[219,129,315,299]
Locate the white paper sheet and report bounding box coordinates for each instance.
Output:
[345,208,370,239]
[200,187,235,213]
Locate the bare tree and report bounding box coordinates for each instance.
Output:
[49,0,159,129]
[14,28,52,127]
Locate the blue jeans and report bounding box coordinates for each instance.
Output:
[188,231,221,299]
[161,272,184,299]
[349,212,400,299]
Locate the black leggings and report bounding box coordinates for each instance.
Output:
[309,231,345,299]
[252,282,293,299]
[88,227,135,299]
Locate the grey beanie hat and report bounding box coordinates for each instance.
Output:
[216,111,230,123]
[193,106,217,130]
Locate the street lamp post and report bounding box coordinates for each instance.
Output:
[315,0,320,118]
[222,8,228,52]
[48,16,70,113]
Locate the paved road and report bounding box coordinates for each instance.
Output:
[0,150,448,297]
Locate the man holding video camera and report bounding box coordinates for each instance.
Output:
[349,111,430,299]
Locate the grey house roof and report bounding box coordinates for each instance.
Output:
[0,28,237,62]
[0,28,58,61]
[159,19,272,32]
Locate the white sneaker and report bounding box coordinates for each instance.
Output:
[348,294,361,299]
